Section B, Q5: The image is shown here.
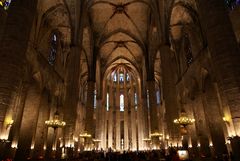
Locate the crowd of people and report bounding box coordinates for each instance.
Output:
[56,148,185,161]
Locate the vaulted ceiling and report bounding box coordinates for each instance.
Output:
[88,0,152,78]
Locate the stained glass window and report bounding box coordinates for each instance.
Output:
[134,93,138,110]
[119,73,124,82]
[106,93,109,111]
[184,33,193,66]
[225,0,240,10]
[134,93,137,105]
[156,90,160,105]
[0,0,12,10]
[94,90,97,108]
[48,33,58,65]
[120,94,124,111]
[126,73,130,81]
[147,90,150,108]
[113,73,117,82]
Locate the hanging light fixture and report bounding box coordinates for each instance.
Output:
[45,98,66,130]
[45,111,66,129]
[79,132,92,138]
[173,108,195,127]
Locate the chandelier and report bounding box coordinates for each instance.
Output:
[92,139,101,142]
[79,132,92,138]
[150,132,163,137]
[143,138,151,141]
[173,109,195,127]
[45,111,66,130]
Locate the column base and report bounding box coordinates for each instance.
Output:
[151,136,160,150]
[229,136,240,161]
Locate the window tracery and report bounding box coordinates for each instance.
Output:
[94,90,97,108]
[225,0,240,10]
[0,0,11,10]
[119,73,124,82]
[126,73,130,81]
[113,73,117,82]
[183,33,193,66]
[48,33,58,65]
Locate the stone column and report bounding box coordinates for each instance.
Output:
[160,45,179,143]
[130,87,137,150]
[14,82,42,161]
[196,0,240,157]
[0,0,38,144]
[136,85,144,150]
[45,99,57,160]
[63,45,80,156]
[187,98,201,158]
[141,91,150,148]
[147,80,160,148]
[1,81,28,159]
[193,94,211,157]
[32,90,50,159]
[100,98,107,150]
[202,80,228,158]
[115,85,120,150]
[123,83,129,150]
[84,81,95,149]
[95,98,102,149]
[108,84,113,149]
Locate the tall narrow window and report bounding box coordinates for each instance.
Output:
[225,0,240,10]
[0,0,11,10]
[184,33,193,66]
[48,33,58,65]
[119,73,124,82]
[147,90,150,108]
[106,93,109,111]
[126,73,130,82]
[134,92,138,110]
[94,90,97,108]
[120,94,124,111]
[113,73,117,82]
[156,90,160,105]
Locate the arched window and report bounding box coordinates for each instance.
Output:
[106,93,109,111]
[113,73,117,82]
[0,0,11,10]
[126,73,130,81]
[94,90,97,108]
[48,33,58,65]
[225,0,240,10]
[119,73,124,82]
[134,92,138,110]
[184,33,193,66]
[156,90,160,105]
[147,90,150,108]
[120,94,124,111]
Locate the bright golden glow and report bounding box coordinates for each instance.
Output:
[166,135,169,140]
[223,116,230,123]
[142,138,151,141]
[92,139,101,142]
[11,142,18,149]
[173,116,195,126]
[79,132,92,138]
[150,132,163,137]
[45,111,66,129]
